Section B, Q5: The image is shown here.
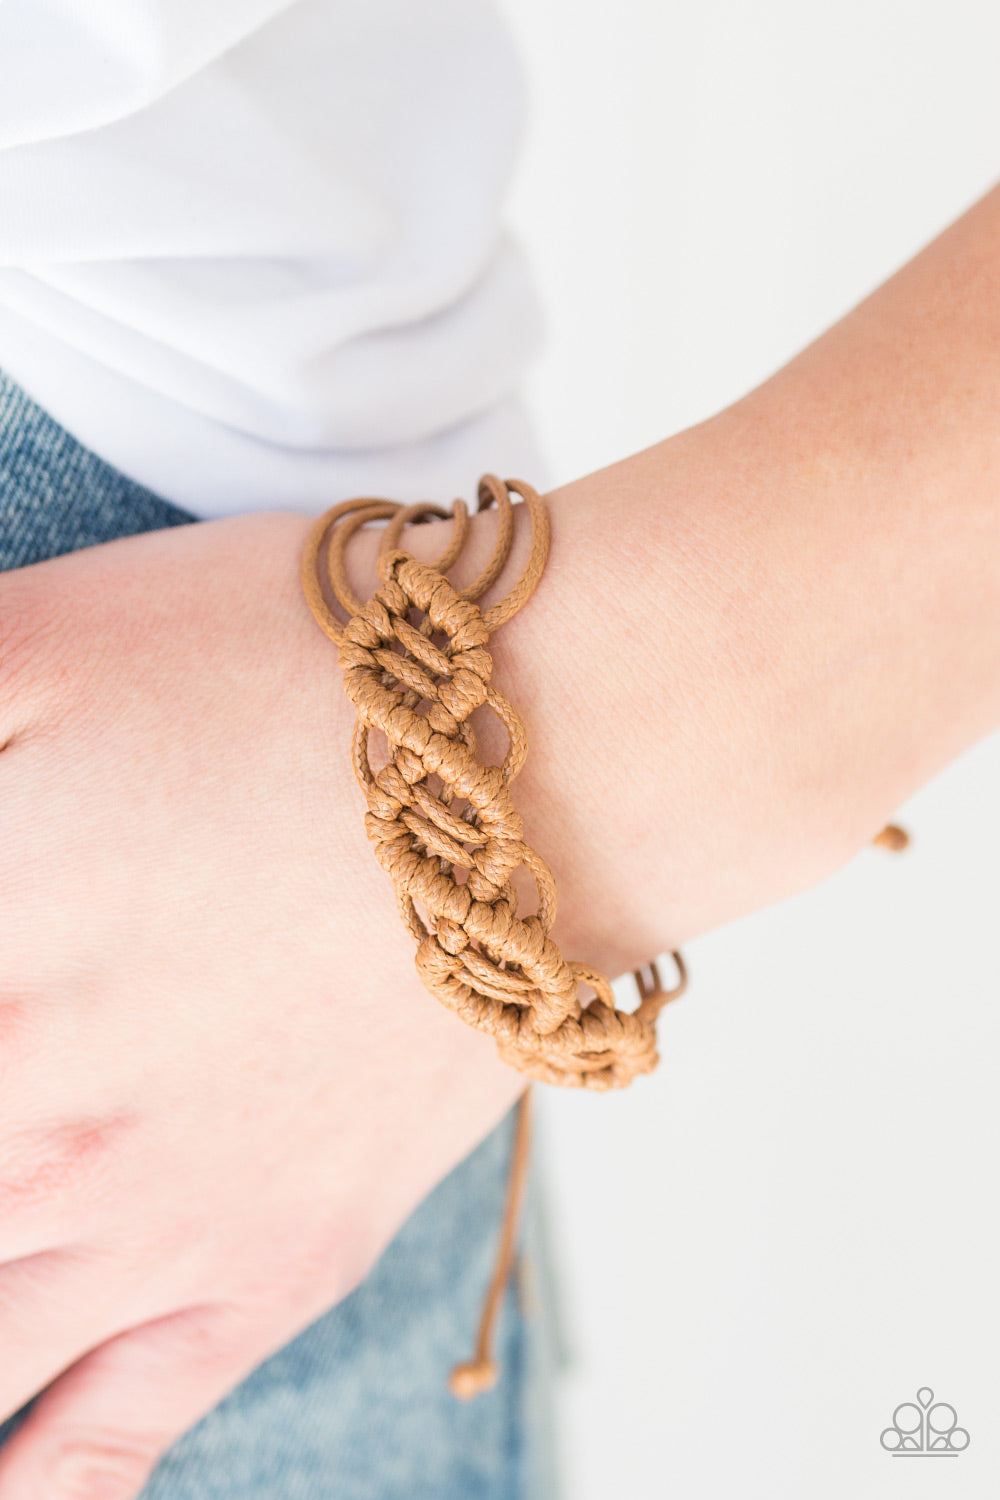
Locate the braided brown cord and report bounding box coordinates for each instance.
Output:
[301,474,689,1089]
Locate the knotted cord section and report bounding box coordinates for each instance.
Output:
[300,474,687,1090]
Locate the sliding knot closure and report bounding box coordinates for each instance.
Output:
[300,474,688,1090]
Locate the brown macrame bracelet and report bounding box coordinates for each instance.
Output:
[299,474,910,1395]
[300,474,690,1089]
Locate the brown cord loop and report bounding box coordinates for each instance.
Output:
[634,951,688,1023]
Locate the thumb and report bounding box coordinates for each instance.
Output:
[0,1303,278,1500]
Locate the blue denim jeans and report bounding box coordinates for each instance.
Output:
[0,367,560,1499]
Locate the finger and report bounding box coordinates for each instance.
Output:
[0,1302,276,1500]
[0,1247,158,1430]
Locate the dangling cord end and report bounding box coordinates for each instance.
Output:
[872,822,910,852]
[449,1086,534,1400]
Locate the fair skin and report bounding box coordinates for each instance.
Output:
[0,178,999,1496]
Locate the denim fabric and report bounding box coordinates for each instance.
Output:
[0,367,560,1499]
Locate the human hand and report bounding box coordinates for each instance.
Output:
[0,510,525,1497]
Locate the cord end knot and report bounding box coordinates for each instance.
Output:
[873,822,910,852]
[448,1359,499,1400]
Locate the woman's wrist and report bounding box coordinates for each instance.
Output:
[291,169,1000,975]
[319,436,877,980]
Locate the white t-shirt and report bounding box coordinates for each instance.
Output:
[0,0,546,519]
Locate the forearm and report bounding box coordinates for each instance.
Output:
[728,175,1000,803]
[309,180,1000,981]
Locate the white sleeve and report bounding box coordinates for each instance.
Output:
[0,0,297,146]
